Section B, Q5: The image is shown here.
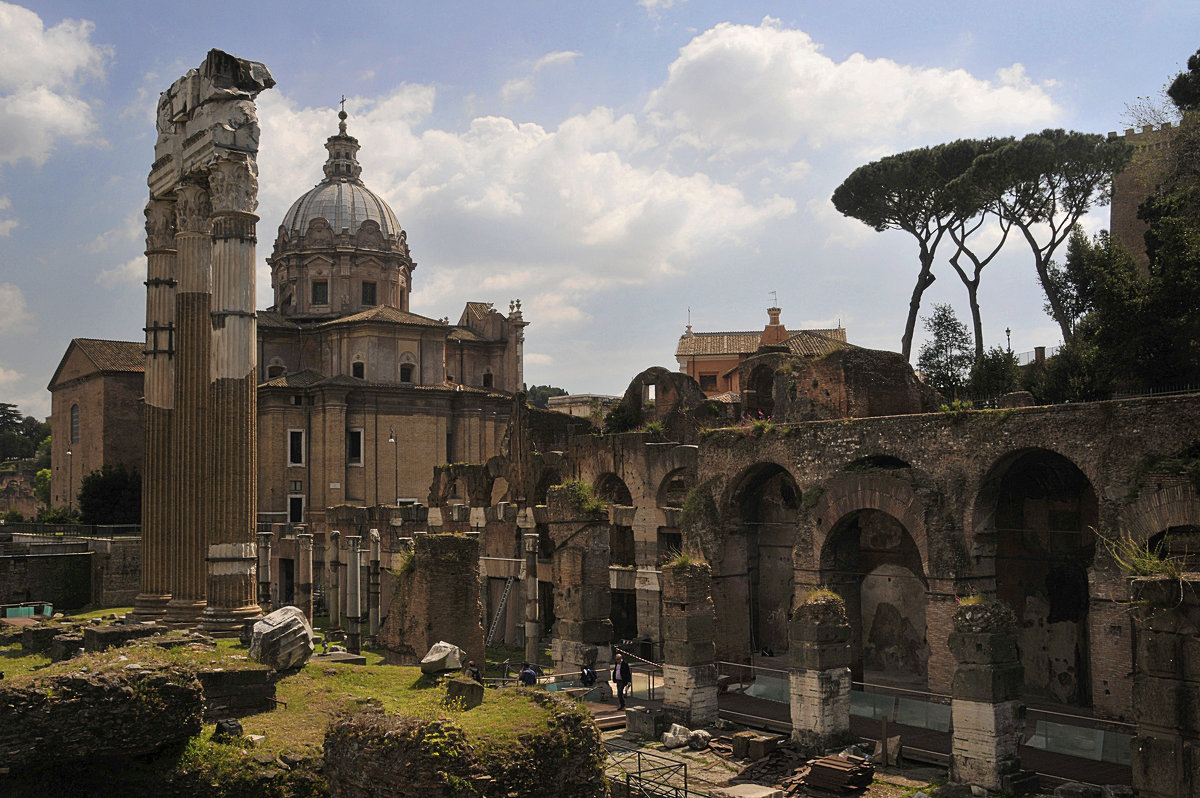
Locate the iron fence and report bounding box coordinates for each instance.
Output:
[2,522,140,538]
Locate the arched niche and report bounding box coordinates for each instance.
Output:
[974,447,1098,707]
[820,508,928,685]
[594,472,633,506]
[728,462,799,656]
[745,364,775,417]
[657,467,695,509]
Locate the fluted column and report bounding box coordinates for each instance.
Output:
[165,182,211,623]
[200,154,261,631]
[256,530,273,613]
[328,531,341,629]
[296,529,314,622]
[132,198,176,620]
[346,535,363,653]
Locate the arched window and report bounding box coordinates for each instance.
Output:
[266,358,286,379]
[70,404,80,444]
[482,369,494,389]
[399,351,417,384]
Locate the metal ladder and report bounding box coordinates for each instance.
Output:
[486,575,516,646]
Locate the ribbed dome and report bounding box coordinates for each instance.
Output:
[279,110,401,240]
[281,179,401,238]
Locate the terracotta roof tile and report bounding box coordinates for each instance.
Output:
[317,305,445,328]
[73,339,144,372]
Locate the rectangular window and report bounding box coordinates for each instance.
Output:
[288,495,305,524]
[289,480,303,492]
[311,280,328,305]
[699,373,717,391]
[288,429,305,466]
[347,428,363,465]
[361,281,377,306]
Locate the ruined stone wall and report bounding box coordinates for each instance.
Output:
[0,549,92,609]
[377,533,484,665]
[691,394,1200,716]
[89,536,141,606]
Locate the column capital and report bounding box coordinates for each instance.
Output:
[174,182,211,234]
[208,153,259,215]
[145,198,177,251]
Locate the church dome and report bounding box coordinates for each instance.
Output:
[279,110,402,241]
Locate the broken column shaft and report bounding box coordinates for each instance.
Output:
[523,530,540,665]
[661,561,718,727]
[296,529,314,622]
[788,592,853,748]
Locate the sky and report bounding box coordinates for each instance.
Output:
[0,1,1195,420]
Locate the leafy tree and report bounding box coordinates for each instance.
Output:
[917,304,975,397]
[0,403,20,433]
[942,137,1016,358]
[832,146,971,361]
[77,463,141,525]
[968,346,1021,399]
[34,468,51,507]
[1,509,22,523]
[964,129,1133,343]
[1167,47,1200,112]
[526,385,568,409]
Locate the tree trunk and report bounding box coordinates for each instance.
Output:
[901,259,937,362]
[1021,225,1074,343]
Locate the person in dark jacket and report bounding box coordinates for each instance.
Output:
[518,662,537,686]
[611,653,632,709]
[464,660,483,684]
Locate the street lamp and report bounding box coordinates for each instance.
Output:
[65,446,73,510]
[1005,327,1012,353]
[388,429,398,505]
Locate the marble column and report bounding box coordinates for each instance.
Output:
[165,182,211,624]
[523,531,540,665]
[132,198,176,620]
[296,529,313,622]
[345,535,362,653]
[327,531,341,629]
[368,529,381,636]
[200,154,261,632]
[256,529,273,613]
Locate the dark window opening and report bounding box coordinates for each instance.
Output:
[288,495,304,523]
[347,429,363,465]
[70,404,80,444]
[699,373,717,391]
[352,361,365,379]
[482,371,494,388]
[400,363,414,383]
[311,280,328,305]
[610,526,636,567]
[361,281,377,306]
[288,430,304,466]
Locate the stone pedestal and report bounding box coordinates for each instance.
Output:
[661,562,718,727]
[788,593,852,746]
[948,600,1033,794]
[1130,577,1200,798]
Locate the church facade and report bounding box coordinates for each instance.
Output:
[49,112,526,534]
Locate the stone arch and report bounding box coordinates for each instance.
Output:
[972,447,1098,708]
[745,364,776,416]
[1120,479,1200,547]
[819,507,929,685]
[532,468,562,506]
[811,474,928,572]
[657,466,695,509]
[724,461,801,657]
[266,356,286,379]
[594,472,633,506]
[842,454,912,471]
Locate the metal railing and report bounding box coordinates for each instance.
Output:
[615,646,664,703]
[2,522,140,538]
[605,740,693,798]
[716,659,790,704]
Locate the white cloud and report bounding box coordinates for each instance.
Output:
[87,210,141,253]
[0,194,14,236]
[0,3,111,168]
[646,17,1061,154]
[0,364,19,385]
[96,256,143,287]
[525,352,552,367]
[502,50,581,102]
[639,0,688,12]
[0,282,32,332]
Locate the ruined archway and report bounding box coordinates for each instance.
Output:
[594,472,633,506]
[974,448,1098,707]
[745,365,776,417]
[820,508,928,686]
[657,467,695,509]
[728,462,799,656]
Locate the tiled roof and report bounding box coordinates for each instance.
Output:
[260,369,326,388]
[675,332,763,357]
[447,327,488,342]
[675,327,850,358]
[464,301,494,321]
[257,310,299,330]
[708,392,740,403]
[783,330,855,357]
[73,339,144,372]
[317,305,445,328]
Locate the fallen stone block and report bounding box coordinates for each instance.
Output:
[662,723,691,749]
[626,706,668,739]
[420,640,465,674]
[688,729,712,750]
[709,785,783,798]
[445,677,484,710]
[248,606,314,671]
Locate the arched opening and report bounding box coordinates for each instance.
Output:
[595,473,633,506]
[843,455,911,472]
[532,469,561,506]
[745,365,775,416]
[821,509,928,686]
[730,463,798,656]
[657,467,694,509]
[978,448,1098,707]
[266,358,286,379]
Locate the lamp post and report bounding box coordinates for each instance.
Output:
[1005,327,1012,353]
[388,429,398,505]
[66,446,73,510]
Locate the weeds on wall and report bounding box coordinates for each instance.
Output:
[1101,530,1185,580]
[557,479,606,517]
